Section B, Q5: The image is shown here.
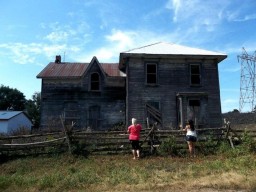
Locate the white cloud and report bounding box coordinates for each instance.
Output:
[42,21,91,44]
[226,5,256,22]
[166,0,181,22]
[75,29,171,62]
[105,29,136,50]
[46,31,69,42]
[0,42,80,65]
[166,0,230,32]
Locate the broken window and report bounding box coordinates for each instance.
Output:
[90,73,100,91]
[146,63,157,84]
[190,64,201,85]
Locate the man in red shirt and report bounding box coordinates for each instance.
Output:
[127,118,142,159]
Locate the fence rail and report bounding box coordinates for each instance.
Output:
[0,123,255,157]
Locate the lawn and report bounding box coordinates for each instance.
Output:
[1,151,256,192]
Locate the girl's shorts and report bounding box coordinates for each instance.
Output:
[186,135,197,142]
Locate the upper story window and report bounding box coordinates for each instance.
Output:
[90,73,100,91]
[190,64,201,86]
[146,63,157,85]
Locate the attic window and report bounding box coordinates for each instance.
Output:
[190,64,201,86]
[90,73,100,91]
[146,63,157,84]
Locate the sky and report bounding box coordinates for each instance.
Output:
[0,0,256,113]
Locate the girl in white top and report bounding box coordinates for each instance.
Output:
[183,120,197,157]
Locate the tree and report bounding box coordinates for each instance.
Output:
[25,92,41,128]
[0,85,26,110]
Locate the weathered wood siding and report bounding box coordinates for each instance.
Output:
[40,63,125,131]
[126,57,222,129]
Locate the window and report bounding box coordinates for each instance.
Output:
[189,99,200,107]
[146,63,157,84]
[190,64,201,85]
[147,101,160,110]
[90,73,100,91]
[146,100,161,125]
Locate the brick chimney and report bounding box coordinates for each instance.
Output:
[55,55,61,63]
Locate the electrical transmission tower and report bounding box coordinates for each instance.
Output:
[238,48,256,112]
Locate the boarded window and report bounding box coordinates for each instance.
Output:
[146,101,161,125]
[147,101,160,110]
[190,64,201,85]
[146,63,157,84]
[91,73,100,91]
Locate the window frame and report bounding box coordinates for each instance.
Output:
[90,72,100,91]
[190,63,201,86]
[145,62,158,85]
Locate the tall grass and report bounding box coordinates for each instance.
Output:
[1,152,256,192]
[1,137,256,192]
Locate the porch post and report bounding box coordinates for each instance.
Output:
[179,97,183,128]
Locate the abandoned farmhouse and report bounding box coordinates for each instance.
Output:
[37,42,227,131]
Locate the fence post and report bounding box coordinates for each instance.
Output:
[224,122,236,148]
[60,114,72,154]
[225,122,231,140]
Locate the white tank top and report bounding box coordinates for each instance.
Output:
[186,129,197,137]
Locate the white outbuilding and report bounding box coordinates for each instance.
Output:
[0,111,32,134]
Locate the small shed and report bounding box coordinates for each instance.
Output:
[0,111,32,134]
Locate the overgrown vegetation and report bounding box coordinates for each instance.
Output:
[157,135,183,156]
[1,135,256,192]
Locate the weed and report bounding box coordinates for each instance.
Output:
[157,136,179,156]
[240,129,256,153]
[0,176,11,190]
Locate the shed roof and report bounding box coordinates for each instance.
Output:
[37,62,121,79]
[0,111,24,120]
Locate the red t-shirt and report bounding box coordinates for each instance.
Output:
[128,124,142,140]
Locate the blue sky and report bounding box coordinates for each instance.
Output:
[0,0,255,113]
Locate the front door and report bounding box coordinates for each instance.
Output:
[89,105,100,130]
[177,93,208,128]
[187,99,200,126]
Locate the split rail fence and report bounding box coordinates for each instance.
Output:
[0,122,255,157]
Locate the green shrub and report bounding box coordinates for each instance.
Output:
[216,129,256,157]
[197,132,219,155]
[157,136,179,156]
[240,129,256,153]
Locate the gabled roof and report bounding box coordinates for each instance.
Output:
[0,111,26,120]
[37,57,122,79]
[119,42,227,70]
